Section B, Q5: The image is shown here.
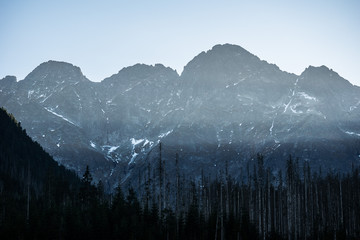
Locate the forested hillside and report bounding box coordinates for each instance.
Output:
[0,107,81,238]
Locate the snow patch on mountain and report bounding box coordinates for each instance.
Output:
[100,145,121,163]
[44,107,77,126]
[159,130,173,138]
[290,104,303,114]
[229,130,234,144]
[298,92,317,101]
[269,120,274,135]
[124,81,142,93]
[349,100,360,111]
[129,138,147,165]
[283,99,293,113]
[345,131,360,137]
[101,145,119,154]
[73,90,81,101]
[131,138,145,146]
[28,90,34,99]
[129,152,138,165]
[40,93,53,103]
[142,139,150,147]
[108,146,119,153]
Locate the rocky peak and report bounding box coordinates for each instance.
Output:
[182,44,263,75]
[180,43,288,92]
[298,65,354,98]
[0,76,17,103]
[23,60,88,86]
[0,75,17,90]
[102,63,178,84]
[301,65,339,79]
[1,75,17,83]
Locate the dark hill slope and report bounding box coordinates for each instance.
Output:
[0,107,80,197]
[0,107,81,238]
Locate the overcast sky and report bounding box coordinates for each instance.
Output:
[1,0,359,86]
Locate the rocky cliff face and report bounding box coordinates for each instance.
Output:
[1,44,359,189]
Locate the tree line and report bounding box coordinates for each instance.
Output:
[1,107,359,239]
[135,148,360,240]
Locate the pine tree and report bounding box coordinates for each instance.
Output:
[79,165,95,208]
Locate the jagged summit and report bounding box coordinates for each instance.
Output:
[102,63,178,84]
[302,65,339,76]
[182,43,261,74]
[179,44,295,101]
[29,60,81,72]
[181,44,286,84]
[23,60,89,84]
[299,65,354,93]
[211,43,254,56]
[0,75,17,85]
[0,76,17,102]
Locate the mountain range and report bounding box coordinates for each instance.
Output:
[1,44,360,189]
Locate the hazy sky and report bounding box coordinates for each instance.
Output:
[1,0,359,86]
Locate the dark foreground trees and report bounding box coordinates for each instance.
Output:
[1,107,360,239]
[1,159,359,240]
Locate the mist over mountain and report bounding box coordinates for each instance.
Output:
[1,44,360,189]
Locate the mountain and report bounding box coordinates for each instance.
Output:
[1,44,360,189]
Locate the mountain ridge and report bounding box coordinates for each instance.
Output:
[4,44,356,86]
[1,44,359,190]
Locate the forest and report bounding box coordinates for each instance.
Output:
[0,107,360,240]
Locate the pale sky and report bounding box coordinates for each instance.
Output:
[1,0,359,86]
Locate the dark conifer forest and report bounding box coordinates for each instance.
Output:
[0,106,359,240]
